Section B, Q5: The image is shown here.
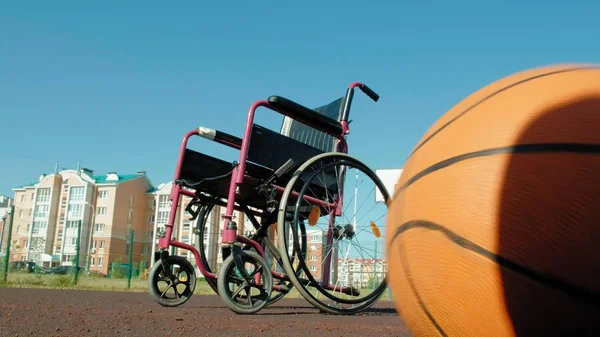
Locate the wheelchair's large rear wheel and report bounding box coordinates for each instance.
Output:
[277,152,390,315]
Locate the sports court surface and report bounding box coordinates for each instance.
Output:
[0,288,410,337]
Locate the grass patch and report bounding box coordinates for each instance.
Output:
[0,272,220,294]
[0,272,393,301]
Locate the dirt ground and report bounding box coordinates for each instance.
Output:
[0,288,411,337]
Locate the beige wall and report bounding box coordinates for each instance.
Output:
[88,175,153,275]
[11,187,35,261]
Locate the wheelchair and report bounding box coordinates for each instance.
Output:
[148,82,391,315]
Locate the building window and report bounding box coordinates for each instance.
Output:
[36,188,51,202]
[98,190,108,199]
[91,257,95,266]
[310,255,317,261]
[69,186,85,201]
[99,241,105,248]
[95,223,105,232]
[31,221,47,234]
[97,207,107,216]
[158,195,169,208]
[157,211,169,225]
[66,221,79,229]
[34,204,50,218]
[20,195,25,203]
[67,204,83,218]
[18,210,23,218]
[309,265,317,272]
[98,257,103,266]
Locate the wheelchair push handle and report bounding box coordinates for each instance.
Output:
[359,84,379,102]
[348,82,380,102]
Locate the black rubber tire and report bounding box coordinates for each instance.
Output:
[217,250,273,315]
[148,255,197,307]
[276,152,389,315]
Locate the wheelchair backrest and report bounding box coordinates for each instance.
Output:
[279,97,345,153]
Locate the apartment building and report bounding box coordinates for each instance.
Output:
[10,167,154,275]
[337,257,388,289]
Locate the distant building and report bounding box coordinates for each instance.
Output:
[11,168,154,275]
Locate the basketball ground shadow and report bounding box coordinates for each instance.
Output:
[498,96,600,336]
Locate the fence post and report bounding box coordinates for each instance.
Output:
[372,241,378,290]
[73,219,82,284]
[2,205,15,283]
[127,228,134,289]
[0,215,6,253]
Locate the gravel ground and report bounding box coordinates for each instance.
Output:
[0,288,411,337]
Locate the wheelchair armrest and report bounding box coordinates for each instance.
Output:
[267,96,344,136]
[197,126,243,150]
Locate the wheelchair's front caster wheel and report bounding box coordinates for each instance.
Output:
[217,250,273,314]
[149,255,196,307]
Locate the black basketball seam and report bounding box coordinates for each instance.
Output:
[393,142,600,201]
[398,240,449,337]
[406,66,599,160]
[391,220,600,308]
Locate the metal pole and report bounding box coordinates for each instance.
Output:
[127,229,134,289]
[2,206,15,283]
[73,219,82,283]
[372,240,377,290]
[0,217,6,253]
[85,202,96,275]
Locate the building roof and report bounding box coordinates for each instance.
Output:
[13,171,154,190]
[93,173,143,185]
[13,181,39,189]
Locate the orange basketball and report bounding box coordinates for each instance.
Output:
[386,64,600,337]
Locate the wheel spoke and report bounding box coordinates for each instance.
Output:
[231,283,246,299]
[160,284,173,298]
[245,288,254,306]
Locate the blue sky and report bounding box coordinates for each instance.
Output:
[1,1,599,197]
